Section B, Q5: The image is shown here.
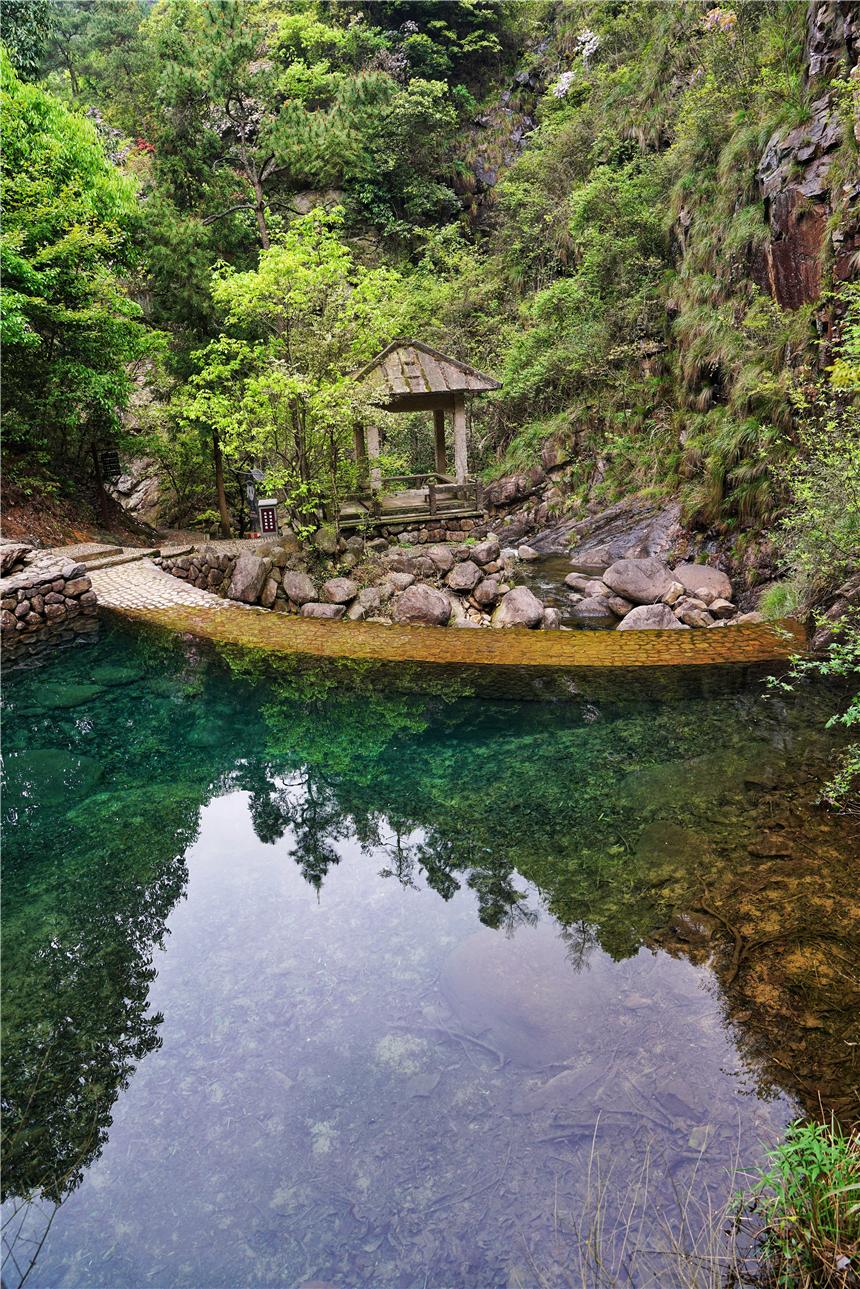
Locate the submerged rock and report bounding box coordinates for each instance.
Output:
[4,748,103,804]
[442,922,620,1067]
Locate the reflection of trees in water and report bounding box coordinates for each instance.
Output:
[3,634,857,1267]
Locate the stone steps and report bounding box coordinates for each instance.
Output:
[85,548,160,570]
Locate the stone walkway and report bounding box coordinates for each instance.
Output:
[89,558,248,612]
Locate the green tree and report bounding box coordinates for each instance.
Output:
[177,208,408,532]
[0,50,155,513]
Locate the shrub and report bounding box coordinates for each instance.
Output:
[740,1118,860,1287]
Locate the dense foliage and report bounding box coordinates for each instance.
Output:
[1,48,153,509]
[2,0,858,553]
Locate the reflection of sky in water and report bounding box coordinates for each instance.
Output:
[14,786,789,1289]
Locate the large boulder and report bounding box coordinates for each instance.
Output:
[0,543,32,576]
[312,524,339,556]
[473,576,501,607]
[491,586,544,628]
[228,553,270,603]
[392,584,451,626]
[282,571,316,605]
[357,586,382,612]
[603,557,674,605]
[426,544,455,574]
[300,602,345,620]
[321,576,358,604]
[471,535,501,566]
[616,604,689,630]
[672,563,733,602]
[447,560,482,593]
[567,596,619,629]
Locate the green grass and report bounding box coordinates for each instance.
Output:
[739,1118,860,1287]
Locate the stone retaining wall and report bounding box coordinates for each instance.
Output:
[0,542,99,663]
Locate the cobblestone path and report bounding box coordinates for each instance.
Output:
[88,558,249,612]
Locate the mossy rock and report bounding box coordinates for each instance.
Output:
[89,665,146,687]
[36,682,105,709]
[3,749,103,805]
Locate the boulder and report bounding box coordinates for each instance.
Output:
[616,604,689,630]
[473,577,501,607]
[584,579,611,597]
[447,560,482,593]
[228,553,270,603]
[426,544,455,574]
[491,586,544,628]
[568,546,613,577]
[471,535,501,566]
[542,607,561,629]
[672,563,732,601]
[0,543,32,575]
[392,584,451,627]
[603,557,675,605]
[675,604,713,628]
[564,572,590,592]
[344,535,365,555]
[661,581,685,606]
[567,596,619,629]
[709,598,736,619]
[321,577,358,604]
[446,593,468,625]
[312,524,339,556]
[605,594,633,617]
[517,544,540,561]
[384,571,415,592]
[282,571,316,605]
[260,576,280,609]
[346,601,367,620]
[358,586,382,612]
[300,602,346,619]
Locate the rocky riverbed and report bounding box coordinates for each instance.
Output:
[156,530,561,630]
[154,526,761,633]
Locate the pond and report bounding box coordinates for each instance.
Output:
[2,624,858,1289]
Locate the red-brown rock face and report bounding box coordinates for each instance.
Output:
[752,2,858,311]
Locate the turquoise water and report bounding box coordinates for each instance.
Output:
[2,625,858,1288]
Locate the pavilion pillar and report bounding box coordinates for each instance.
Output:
[353,425,367,469]
[452,394,468,484]
[433,408,447,476]
[366,422,382,491]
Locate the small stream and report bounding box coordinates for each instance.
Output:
[514,554,585,625]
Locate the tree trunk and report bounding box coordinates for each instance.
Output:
[253,180,270,250]
[212,430,231,537]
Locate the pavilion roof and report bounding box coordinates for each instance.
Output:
[352,340,501,403]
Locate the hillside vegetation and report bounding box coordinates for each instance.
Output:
[2,0,857,570]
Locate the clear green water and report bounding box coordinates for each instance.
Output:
[2,625,858,1289]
